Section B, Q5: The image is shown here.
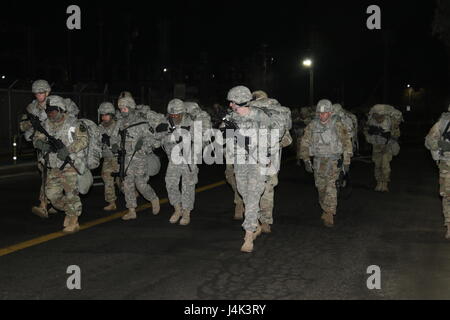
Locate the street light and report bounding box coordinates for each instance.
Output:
[302,58,314,107]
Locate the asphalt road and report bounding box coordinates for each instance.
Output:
[0,146,449,300]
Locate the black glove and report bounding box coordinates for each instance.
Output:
[156,123,169,133]
[134,139,144,152]
[304,160,313,173]
[439,140,450,152]
[57,146,70,161]
[111,144,119,154]
[35,140,52,153]
[101,134,111,147]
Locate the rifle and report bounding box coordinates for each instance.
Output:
[336,158,351,199]
[368,125,391,141]
[26,112,81,174]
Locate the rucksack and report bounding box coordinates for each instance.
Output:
[136,104,166,131]
[78,118,102,170]
[250,98,292,131]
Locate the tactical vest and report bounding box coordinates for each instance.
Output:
[310,118,343,158]
[43,115,87,173]
[119,112,154,159]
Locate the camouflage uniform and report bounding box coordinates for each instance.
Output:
[33,96,88,233]
[19,81,51,215]
[425,109,450,238]
[98,103,121,209]
[157,99,198,225]
[300,100,353,227]
[225,164,244,219]
[364,105,402,191]
[117,103,160,219]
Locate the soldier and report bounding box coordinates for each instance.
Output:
[425,105,450,239]
[19,80,56,218]
[222,86,273,253]
[250,90,292,234]
[295,106,315,165]
[32,96,89,233]
[115,96,161,220]
[156,99,198,226]
[332,104,358,152]
[98,102,120,211]
[364,104,402,192]
[299,99,353,227]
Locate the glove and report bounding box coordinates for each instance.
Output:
[35,140,51,153]
[438,140,450,152]
[304,160,313,173]
[101,134,111,147]
[344,164,350,173]
[134,139,144,152]
[111,144,119,154]
[57,146,70,161]
[156,123,169,133]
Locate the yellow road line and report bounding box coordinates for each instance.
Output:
[0,180,226,257]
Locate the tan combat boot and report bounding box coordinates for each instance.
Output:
[151,198,160,215]
[374,182,382,192]
[240,231,254,253]
[382,182,389,192]
[179,209,191,226]
[32,205,48,218]
[122,208,137,220]
[63,215,70,227]
[321,212,334,228]
[63,216,80,234]
[233,202,244,220]
[103,202,117,211]
[261,223,272,234]
[169,205,182,224]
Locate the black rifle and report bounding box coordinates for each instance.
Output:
[336,158,351,199]
[26,112,81,174]
[112,122,148,181]
[102,133,111,147]
[367,125,391,141]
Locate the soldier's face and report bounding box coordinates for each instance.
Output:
[230,102,250,116]
[119,107,129,114]
[169,113,183,125]
[319,112,332,123]
[35,92,48,104]
[47,110,62,122]
[101,114,112,123]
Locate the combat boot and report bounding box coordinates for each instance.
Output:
[374,182,382,192]
[63,215,70,227]
[382,182,390,192]
[169,205,182,224]
[233,202,244,220]
[32,205,48,218]
[63,216,80,234]
[446,224,450,240]
[151,198,160,215]
[240,231,254,253]
[122,208,137,220]
[321,212,334,228]
[261,223,272,234]
[179,209,191,226]
[103,202,117,211]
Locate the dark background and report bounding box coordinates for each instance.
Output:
[0,0,449,113]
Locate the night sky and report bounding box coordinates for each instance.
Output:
[0,0,447,109]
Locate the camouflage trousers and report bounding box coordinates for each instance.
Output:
[101,157,119,203]
[45,167,81,217]
[259,174,279,225]
[225,164,243,206]
[123,156,158,209]
[439,161,450,224]
[165,163,198,211]
[234,163,266,232]
[313,158,340,216]
[37,162,46,204]
[372,145,393,183]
